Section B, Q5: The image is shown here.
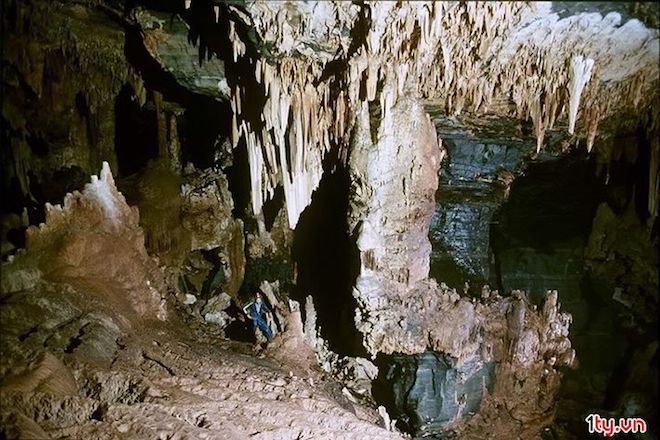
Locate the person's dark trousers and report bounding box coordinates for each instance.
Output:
[253,316,273,341]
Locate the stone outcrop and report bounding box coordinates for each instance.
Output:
[201,292,234,328]
[428,136,526,286]
[378,352,495,435]
[340,78,576,437]
[136,9,230,99]
[181,168,246,298]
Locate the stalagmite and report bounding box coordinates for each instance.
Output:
[84,162,120,226]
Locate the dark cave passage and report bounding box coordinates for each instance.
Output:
[291,166,363,357]
[225,139,251,220]
[114,84,159,177]
[490,152,604,304]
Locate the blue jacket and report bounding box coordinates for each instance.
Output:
[244,301,271,321]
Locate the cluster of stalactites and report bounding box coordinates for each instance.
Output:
[230,55,352,227]
[247,2,358,61]
[227,3,528,225]
[348,2,656,153]
[227,2,658,224]
[353,2,600,153]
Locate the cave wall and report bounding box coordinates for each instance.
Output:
[430,128,659,437]
[1,0,139,223]
[1,0,254,312]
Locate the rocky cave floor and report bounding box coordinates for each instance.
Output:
[1,297,400,440]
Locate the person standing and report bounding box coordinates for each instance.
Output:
[243,291,273,343]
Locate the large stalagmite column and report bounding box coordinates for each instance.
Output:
[347,84,442,355]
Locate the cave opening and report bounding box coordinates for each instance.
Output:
[225,139,251,220]
[291,164,364,357]
[262,186,285,232]
[178,95,231,171]
[490,151,604,304]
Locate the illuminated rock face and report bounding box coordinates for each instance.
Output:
[348,93,442,355]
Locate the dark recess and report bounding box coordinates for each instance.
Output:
[291,164,364,357]
[114,84,159,176]
[263,186,285,232]
[123,24,233,173]
[490,152,604,254]
[225,139,251,220]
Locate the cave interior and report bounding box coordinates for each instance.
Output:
[1,1,658,439]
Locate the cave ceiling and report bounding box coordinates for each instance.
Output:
[134,1,659,227]
[143,1,659,146]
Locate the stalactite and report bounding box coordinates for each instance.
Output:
[586,109,601,153]
[567,55,595,134]
[153,91,167,158]
[246,126,264,217]
[649,135,659,225]
[228,21,246,63]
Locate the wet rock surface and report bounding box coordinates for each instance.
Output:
[428,133,563,289]
[376,352,495,436]
[429,187,500,286]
